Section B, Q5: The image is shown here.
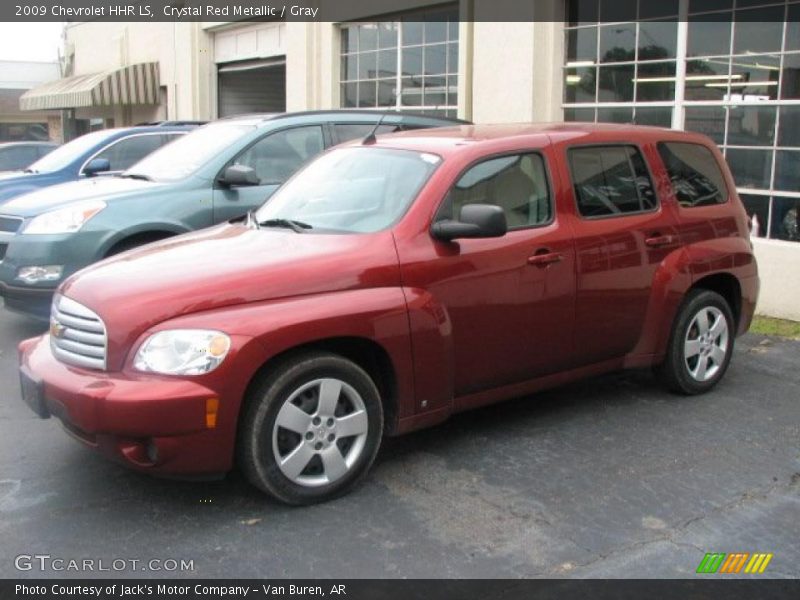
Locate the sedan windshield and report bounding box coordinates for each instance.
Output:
[27,130,117,173]
[255,147,441,233]
[125,123,254,182]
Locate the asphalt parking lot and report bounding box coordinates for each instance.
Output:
[0,308,798,579]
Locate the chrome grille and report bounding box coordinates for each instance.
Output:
[0,215,23,233]
[50,295,107,370]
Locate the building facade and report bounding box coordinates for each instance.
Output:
[23,0,799,318]
[0,60,60,141]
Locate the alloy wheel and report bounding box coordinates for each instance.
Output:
[684,306,729,382]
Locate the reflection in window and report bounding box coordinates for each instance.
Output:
[685,106,726,144]
[657,142,728,207]
[725,148,773,190]
[771,196,800,241]
[774,151,800,192]
[569,145,657,217]
[726,106,776,147]
[740,194,769,238]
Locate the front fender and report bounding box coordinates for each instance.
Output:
[95,221,194,258]
[140,287,417,425]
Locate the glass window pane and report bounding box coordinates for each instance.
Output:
[448,20,458,42]
[342,83,358,108]
[635,61,675,100]
[565,107,596,122]
[402,46,423,76]
[774,151,800,193]
[600,0,636,22]
[400,77,422,106]
[779,53,800,100]
[687,16,732,58]
[771,196,800,242]
[730,53,779,101]
[569,145,655,216]
[377,79,396,107]
[425,20,448,45]
[341,54,357,81]
[423,77,447,106]
[726,106,776,147]
[447,75,458,106]
[638,20,677,61]
[724,148,773,189]
[447,43,458,73]
[685,106,726,145]
[657,142,728,207]
[378,22,398,49]
[599,23,636,63]
[733,8,783,55]
[689,0,732,13]
[685,57,730,100]
[598,64,634,101]
[425,44,447,75]
[377,50,396,78]
[640,0,678,19]
[341,27,358,54]
[358,24,378,52]
[739,194,769,238]
[778,106,800,147]
[634,107,672,127]
[566,27,598,63]
[358,51,377,79]
[358,80,376,106]
[567,0,600,26]
[597,106,634,123]
[402,21,423,46]
[565,67,597,103]
[786,5,800,52]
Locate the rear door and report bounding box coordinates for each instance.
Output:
[566,143,679,365]
[212,125,327,222]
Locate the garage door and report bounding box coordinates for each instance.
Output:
[217,59,286,117]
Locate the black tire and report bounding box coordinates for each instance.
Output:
[238,352,384,505]
[657,289,736,395]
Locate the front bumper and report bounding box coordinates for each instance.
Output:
[19,334,234,476]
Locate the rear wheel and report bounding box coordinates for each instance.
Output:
[238,352,383,505]
[657,289,735,395]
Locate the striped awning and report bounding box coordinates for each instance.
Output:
[20,63,160,111]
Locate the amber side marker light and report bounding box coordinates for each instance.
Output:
[206,398,220,429]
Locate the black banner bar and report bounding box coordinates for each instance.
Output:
[3,580,800,600]
[2,0,799,22]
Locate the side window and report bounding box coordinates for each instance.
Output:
[233,126,324,185]
[438,153,551,229]
[569,145,657,218]
[93,135,166,172]
[334,123,400,144]
[657,142,728,207]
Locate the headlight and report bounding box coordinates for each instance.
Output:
[134,329,231,376]
[23,200,106,235]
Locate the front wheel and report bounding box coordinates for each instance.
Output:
[238,352,384,505]
[657,289,735,395]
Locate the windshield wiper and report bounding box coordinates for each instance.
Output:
[258,218,312,233]
[23,168,38,174]
[118,172,152,181]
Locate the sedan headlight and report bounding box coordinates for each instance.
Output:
[134,329,231,376]
[23,200,106,235]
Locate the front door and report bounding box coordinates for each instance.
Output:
[212,125,326,223]
[400,151,577,398]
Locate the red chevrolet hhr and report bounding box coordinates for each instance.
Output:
[19,124,758,504]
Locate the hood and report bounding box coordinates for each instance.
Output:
[60,223,401,367]
[0,171,56,203]
[1,176,161,217]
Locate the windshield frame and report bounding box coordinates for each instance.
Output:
[253,145,443,235]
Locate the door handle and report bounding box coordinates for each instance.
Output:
[645,234,676,248]
[528,251,564,266]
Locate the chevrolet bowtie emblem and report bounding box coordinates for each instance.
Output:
[50,320,66,339]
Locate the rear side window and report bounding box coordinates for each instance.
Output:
[437,153,551,229]
[334,123,400,144]
[657,142,728,207]
[569,145,657,218]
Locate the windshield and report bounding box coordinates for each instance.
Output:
[27,130,118,173]
[254,147,441,233]
[125,123,254,182]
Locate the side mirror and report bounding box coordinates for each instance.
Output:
[219,165,260,187]
[431,204,508,242]
[83,158,111,176]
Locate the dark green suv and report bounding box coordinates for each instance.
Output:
[0,111,463,318]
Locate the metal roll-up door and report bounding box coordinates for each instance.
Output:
[217,58,286,117]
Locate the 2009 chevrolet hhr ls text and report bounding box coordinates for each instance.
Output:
[19,124,759,505]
